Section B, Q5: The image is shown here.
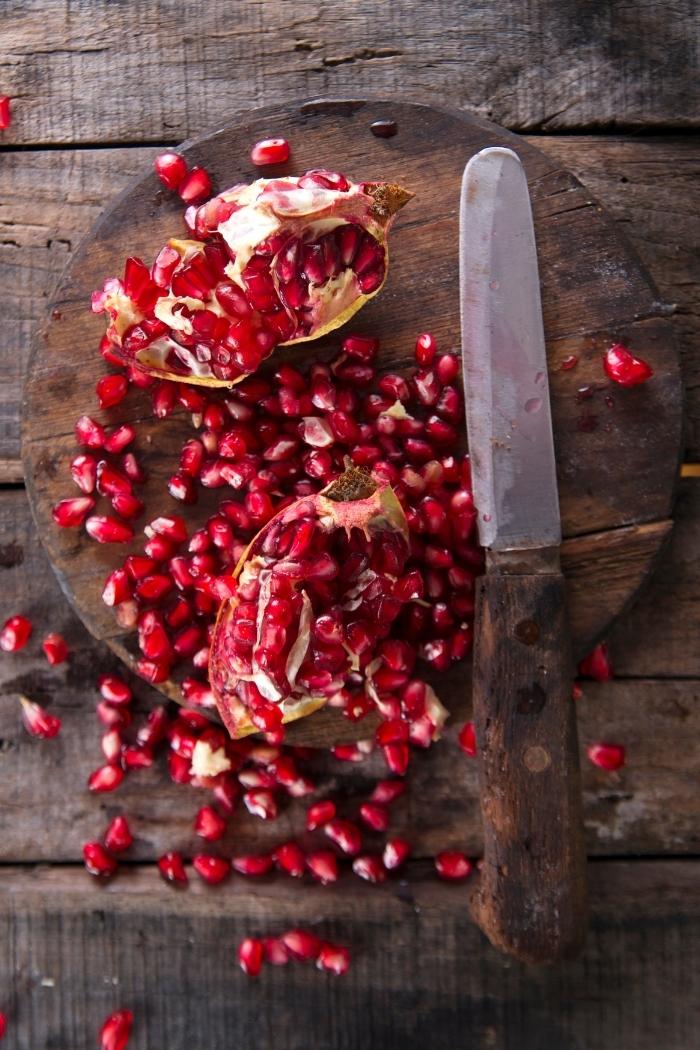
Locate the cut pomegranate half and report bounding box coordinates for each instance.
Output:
[209,466,410,737]
[93,173,412,385]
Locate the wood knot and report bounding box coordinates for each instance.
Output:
[523,745,551,773]
[514,619,539,645]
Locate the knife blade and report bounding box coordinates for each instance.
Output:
[459,146,560,553]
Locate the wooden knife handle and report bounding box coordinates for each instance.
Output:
[469,567,588,964]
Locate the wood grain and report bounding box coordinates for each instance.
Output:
[0,861,699,1050]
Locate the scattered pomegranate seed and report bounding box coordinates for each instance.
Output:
[317,942,351,974]
[86,516,134,544]
[178,166,212,204]
[71,453,98,492]
[88,763,125,793]
[359,801,390,832]
[281,928,321,961]
[370,779,406,805]
[98,1008,133,1050]
[383,837,411,870]
[158,851,188,885]
[238,937,264,976]
[560,354,579,371]
[0,1011,6,1038]
[0,96,11,130]
[587,743,626,771]
[1,615,32,652]
[75,415,106,448]
[104,815,133,853]
[154,151,188,191]
[305,849,338,884]
[96,374,129,409]
[272,841,306,878]
[352,854,387,883]
[232,853,274,877]
[194,805,227,841]
[250,138,290,166]
[325,818,362,856]
[434,851,472,881]
[572,682,583,701]
[42,632,69,665]
[578,642,613,681]
[458,721,477,756]
[19,696,61,739]
[603,343,653,387]
[193,854,231,884]
[243,788,278,821]
[98,675,132,705]
[83,841,118,878]
[262,937,290,965]
[306,799,336,830]
[52,496,96,527]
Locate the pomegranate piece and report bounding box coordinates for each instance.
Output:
[317,942,351,975]
[434,850,472,881]
[458,721,477,756]
[104,815,133,853]
[603,343,653,387]
[238,936,264,976]
[305,850,338,884]
[83,841,118,878]
[88,763,125,793]
[359,802,390,833]
[0,96,11,129]
[578,642,613,682]
[99,1009,133,1050]
[281,928,322,961]
[154,151,188,191]
[93,173,411,384]
[19,696,61,739]
[232,853,274,876]
[1,614,32,652]
[250,138,290,166]
[193,854,231,884]
[352,854,387,883]
[262,937,290,965]
[86,515,134,544]
[587,742,626,771]
[370,779,406,805]
[75,414,106,448]
[96,373,129,408]
[158,851,188,885]
[99,674,133,705]
[71,453,98,492]
[272,841,306,878]
[210,467,410,737]
[52,496,95,527]
[383,837,411,870]
[42,632,69,665]
[306,799,336,830]
[194,805,227,841]
[324,818,362,856]
[0,1012,5,1038]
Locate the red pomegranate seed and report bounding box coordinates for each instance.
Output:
[560,354,579,371]
[0,96,11,129]
[154,151,188,191]
[19,696,61,738]
[243,788,278,821]
[587,742,626,771]
[104,815,133,853]
[233,853,274,876]
[331,743,368,763]
[122,744,153,770]
[383,837,411,870]
[306,850,338,884]
[359,802,389,833]
[96,374,129,409]
[352,854,387,883]
[251,138,290,166]
[272,841,306,878]
[98,1009,133,1050]
[98,675,132,705]
[603,343,653,387]
[306,799,336,830]
[324,818,362,856]
[194,805,227,841]
[145,515,188,544]
[1,614,32,652]
[71,453,97,493]
[262,937,290,965]
[88,763,125,793]
[415,332,437,365]
[435,353,459,384]
[238,937,264,976]
[104,424,136,453]
[382,742,409,776]
[75,415,105,448]
[435,851,472,880]
[158,851,188,885]
[578,642,613,681]
[178,166,213,204]
[102,729,122,762]
[193,854,231,884]
[317,942,350,975]
[370,779,406,805]
[281,928,321,961]
[40,632,68,665]
[102,568,132,607]
[97,700,132,729]
[86,516,134,544]
[0,1012,6,1039]
[458,721,477,756]
[83,841,118,878]
[52,496,95,527]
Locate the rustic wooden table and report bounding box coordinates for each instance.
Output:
[1,3,699,1047]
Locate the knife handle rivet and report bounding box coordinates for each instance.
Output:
[514,619,539,645]
[523,745,551,774]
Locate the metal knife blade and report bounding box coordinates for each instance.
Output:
[459,146,560,552]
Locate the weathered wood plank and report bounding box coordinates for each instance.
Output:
[2,135,697,477]
[1,0,698,147]
[0,861,698,1050]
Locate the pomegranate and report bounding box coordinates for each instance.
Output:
[19,697,61,739]
[238,937,264,975]
[578,642,613,682]
[0,614,32,651]
[99,1009,133,1050]
[104,815,133,853]
[603,343,653,387]
[42,633,69,665]
[587,742,626,771]
[0,96,10,130]
[210,466,410,737]
[93,173,412,384]
[250,138,290,166]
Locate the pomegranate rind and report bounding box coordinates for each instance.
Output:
[210,468,409,738]
[95,175,412,387]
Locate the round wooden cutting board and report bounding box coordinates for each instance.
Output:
[22,99,682,745]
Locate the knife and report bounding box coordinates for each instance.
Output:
[459,147,588,963]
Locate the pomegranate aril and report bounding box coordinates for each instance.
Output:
[305,850,338,885]
[603,343,653,387]
[415,331,437,365]
[102,729,122,762]
[458,721,477,756]
[86,516,134,544]
[435,850,472,880]
[238,937,264,976]
[96,373,129,409]
[104,815,133,853]
[251,138,290,166]
[588,742,626,771]
[370,779,406,805]
[99,1008,133,1050]
[324,818,362,856]
[435,353,459,384]
[262,937,290,966]
[193,854,231,884]
[272,841,306,878]
[382,741,409,776]
[281,928,322,961]
[233,853,274,876]
[19,696,61,738]
[154,151,187,191]
[1,614,32,652]
[158,851,188,885]
[306,800,336,831]
[75,415,105,448]
[243,788,278,821]
[383,837,411,870]
[194,805,227,841]
[88,763,125,793]
[578,643,613,682]
[316,942,350,976]
[0,95,11,129]
[179,166,213,203]
[359,802,390,833]
[83,841,118,878]
[52,496,96,527]
[71,453,98,493]
[352,854,387,883]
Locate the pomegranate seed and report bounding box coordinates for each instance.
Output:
[415,332,437,365]
[281,928,322,961]
[104,424,136,454]
[306,850,339,884]
[232,854,274,876]
[352,854,387,883]
[194,805,227,841]
[243,788,278,821]
[262,938,290,965]
[96,374,129,409]
[158,851,188,885]
[272,841,306,878]
[86,516,134,544]
[435,353,459,384]
[145,515,188,544]
[71,453,97,493]
[102,729,122,762]
[370,779,406,805]
[324,818,362,856]
[99,675,132,705]
[104,815,133,853]
[83,841,118,878]
[238,937,264,976]
[1,615,32,652]
[382,741,409,776]
[98,1009,133,1050]
[331,743,368,763]
[0,96,11,129]
[359,802,389,832]
[578,643,613,681]
[122,745,153,770]
[306,799,336,830]
[102,568,131,606]
[587,742,626,771]
[383,837,411,870]
[435,851,472,880]
[458,721,477,756]
[113,489,146,520]
[75,415,105,448]
[179,166,213,204]
[193,854,231,884]
[0,1012,5,1039]
[96,700,131,729]
[603,343,653,387]
[317,942,350,975]
[251,138,290,166]
[88,763,125,793]
[19,696,61,738]
[52,496,95,527]
[154,151,188,191]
